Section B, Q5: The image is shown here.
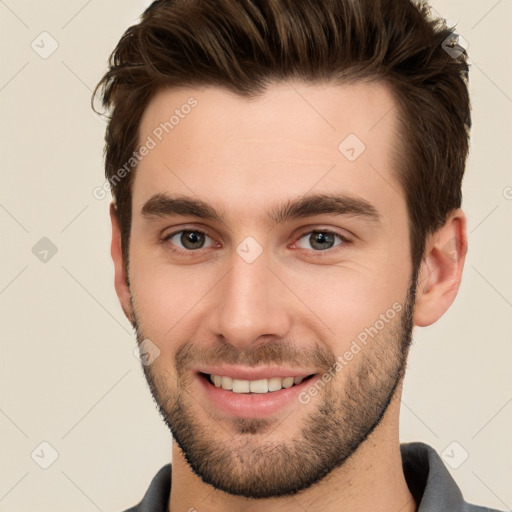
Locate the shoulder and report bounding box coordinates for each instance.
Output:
[400,442,504,512]
[120,463,172,512]
[464,506,504,512]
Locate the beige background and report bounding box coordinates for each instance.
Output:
[1,0,511,510]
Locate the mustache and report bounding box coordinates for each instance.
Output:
[174,339,336,376]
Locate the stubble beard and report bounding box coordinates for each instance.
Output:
[132,272,418,499]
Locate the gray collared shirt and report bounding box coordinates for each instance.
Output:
[122,442,502,511]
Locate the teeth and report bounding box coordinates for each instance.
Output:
[221,376,233,390]
[268,377,283,392]
[282,377,294,388]
[232,379,250,393]
[209,374,310,394]
[249,379,268,393]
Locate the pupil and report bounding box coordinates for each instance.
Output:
[311,232,334,250]
[182,231,204,249]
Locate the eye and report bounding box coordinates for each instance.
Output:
[295,230,348,251]
[163,230,215,251]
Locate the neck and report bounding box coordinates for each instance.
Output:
[169,384,416,512]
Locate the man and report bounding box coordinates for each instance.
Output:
[93,0,502,510]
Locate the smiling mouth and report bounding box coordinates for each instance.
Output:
[199,372,317,394]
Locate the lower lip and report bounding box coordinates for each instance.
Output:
[196,373,315,418]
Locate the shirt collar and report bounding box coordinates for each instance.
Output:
[401,441,466,510]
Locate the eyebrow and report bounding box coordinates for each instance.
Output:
[141,192,382,227]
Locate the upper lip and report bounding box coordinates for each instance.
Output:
[196,365,318,381]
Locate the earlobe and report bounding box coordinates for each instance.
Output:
[413,209,468,327]
[110,202,135,325]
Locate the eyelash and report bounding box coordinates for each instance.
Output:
[161,227,352,258]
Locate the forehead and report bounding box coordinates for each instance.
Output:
[132,81,403,225]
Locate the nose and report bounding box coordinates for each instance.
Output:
[208,248,292,351]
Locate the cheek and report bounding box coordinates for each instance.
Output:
[129,252,215,343]
[283,255,409,350]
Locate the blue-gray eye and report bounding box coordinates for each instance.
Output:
[296,231,344,251]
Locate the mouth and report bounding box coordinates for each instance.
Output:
[194,366,321,417]
[198,372,317,394]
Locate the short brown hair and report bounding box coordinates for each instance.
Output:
[93,0,471,273]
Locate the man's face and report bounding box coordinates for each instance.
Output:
[125,81,416,498]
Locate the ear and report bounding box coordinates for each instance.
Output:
[413,208,468,327]
[110,202,135,325]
